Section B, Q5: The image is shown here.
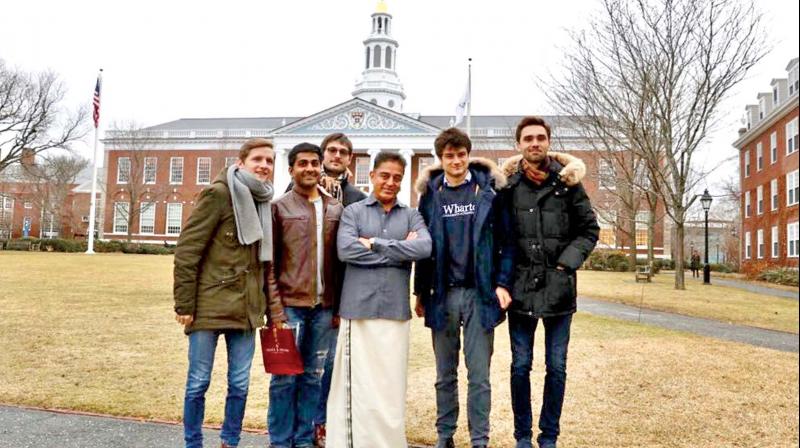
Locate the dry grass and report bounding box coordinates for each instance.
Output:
[577,270,799,334]
[0,252,797,447]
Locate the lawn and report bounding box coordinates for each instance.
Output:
[0,252,798,447]
[577,270,799,334]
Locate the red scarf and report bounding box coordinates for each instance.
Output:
[521,157,550,185]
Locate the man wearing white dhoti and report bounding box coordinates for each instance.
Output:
[327,152,432,448]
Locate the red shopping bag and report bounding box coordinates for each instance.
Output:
[259,324,304,375]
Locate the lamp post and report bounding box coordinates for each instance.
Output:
[700,189,713,285]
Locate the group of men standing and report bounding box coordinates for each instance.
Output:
[173,116,600,448]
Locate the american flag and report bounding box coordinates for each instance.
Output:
[92,72,102,128]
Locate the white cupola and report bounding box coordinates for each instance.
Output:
[352,0,406,112]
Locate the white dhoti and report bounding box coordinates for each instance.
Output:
[326,318,411,448]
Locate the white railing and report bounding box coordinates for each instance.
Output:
[105,129,273,140]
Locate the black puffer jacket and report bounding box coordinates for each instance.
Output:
[496,154,599,317]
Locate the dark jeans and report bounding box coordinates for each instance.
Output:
[508,312,573,446]
[267,306,333,448]
[315,326,338,425]
[432,287,494,447]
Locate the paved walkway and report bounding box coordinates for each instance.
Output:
[688,276,798,300]
[579,297,799,353]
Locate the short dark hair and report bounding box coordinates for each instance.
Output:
[238,138,274,161]
[372,152,406,171]
[320,133,353,155]
[515,116,552,142]
[434,127,472,158]
[288,142,322,167]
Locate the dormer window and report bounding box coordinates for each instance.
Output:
[790,65,799,96]
[773,86,779,104]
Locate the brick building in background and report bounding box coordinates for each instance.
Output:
[733,57,799,270]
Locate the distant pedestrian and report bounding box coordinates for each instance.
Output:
[690,250,701,278]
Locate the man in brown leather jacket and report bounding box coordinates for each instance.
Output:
[266,142,343,448]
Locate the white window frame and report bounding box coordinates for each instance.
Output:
[787,118,799,155]
[771,225,779,258]
[788,222,799,258]
[24,201,32,209]
[757,229,764,259]
[225,157,238,168]
[756,142,763,171]
[771,132,778,164]
[597,211,617,248]
[743,150,750,177]
[744,231,751,259]
[196,157,212,185]
[117,157,131,184]
[634,211,650,248]
[744,191,751,218]
[354,156,370,187]
[789,66,799,96]
[166,203,183,236]
[113,202,129,234]
[143,157,157,184]
[170,157,184,184]
[756,185,764,215]
[787,170,799,206]
[771,178,779,211]
[139,202,156,234]
[599,159,616,190]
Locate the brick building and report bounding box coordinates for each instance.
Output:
[100,2,665,256]
[733,57,799,269]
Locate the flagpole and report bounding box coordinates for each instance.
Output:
[466,58,472,138]
[86,69,102,254]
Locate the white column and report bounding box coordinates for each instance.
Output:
[273,148,290,197]
[399,149,414,206]
[367,149,382,193]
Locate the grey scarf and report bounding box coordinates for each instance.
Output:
[227,165,274,262]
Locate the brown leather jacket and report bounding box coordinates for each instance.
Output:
[266,188,344,323]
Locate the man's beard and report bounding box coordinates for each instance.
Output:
[523,152,547,166]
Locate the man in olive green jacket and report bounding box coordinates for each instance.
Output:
[174,138,281,448]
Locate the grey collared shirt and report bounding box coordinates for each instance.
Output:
[337,195,432,321]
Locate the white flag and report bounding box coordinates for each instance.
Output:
[453,82,470,126]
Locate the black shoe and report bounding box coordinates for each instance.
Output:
[436,438,455,448]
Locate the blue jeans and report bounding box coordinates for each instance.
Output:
[509,312,573,446]
[432,287,494,447]
[315,326,338,426]
[183,329,255,448]
[267,306,333,448]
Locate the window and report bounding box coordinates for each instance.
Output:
[354,157,370,187]
[144,157,157,184]
[365,47,371,69]
[597,212,617,247]
[772,226,779,258]
[773,86,779,105]
[756,185,764,215]
[166,203,183,235]
[756,143,763,171]
[787,170,799,206]
[771,178,779,211]
[635,211,649,247]
[196,157,211,185]
[117,157,131,184]
[788,118,799,155]
[113,202,129,233]
[757,229,765,259]
[744,231,751,259]
[2,196,13,209]
[373,45,382,68]
[758,97,766,120]
[170,157,184,184]
[24,201,32,209]
[743,150,750,177]
[771,132,778,164]
[418,156,434,173]
[385,46,392,69]
[789,66,799,96]
[788,222,799,258]
[744,191,751,217]
[139,202,155,234]
[225,157,238,168]
[599,159,615,190]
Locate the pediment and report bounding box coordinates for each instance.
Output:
[271,98,441,136]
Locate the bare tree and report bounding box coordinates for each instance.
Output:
[548,0,767,289]
[0,59,89,174]
[106,121,169,242]
[13,154,88,238]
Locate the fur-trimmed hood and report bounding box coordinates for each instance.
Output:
[500,152,586,186]
[414,156,507,195]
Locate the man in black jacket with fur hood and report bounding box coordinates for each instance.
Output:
[496,116,599,448]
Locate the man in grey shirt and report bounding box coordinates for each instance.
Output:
[326,152,432,448]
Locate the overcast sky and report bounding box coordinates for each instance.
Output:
[1,0,798,193]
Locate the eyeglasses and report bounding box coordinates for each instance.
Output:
[325,147,350,156]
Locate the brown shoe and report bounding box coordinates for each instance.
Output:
[221,442,235,448]
[314,424,327,448]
